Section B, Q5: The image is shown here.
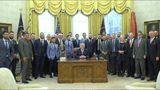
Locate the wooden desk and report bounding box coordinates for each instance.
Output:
[58,60,108,83]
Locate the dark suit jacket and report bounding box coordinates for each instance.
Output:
[72,39,80,48]
[108,38,119,53]
[85,39,95,57]
[0,39,14,61]
[147,38,158,60]
[126,38,135,56]
[10,39,18,54]
[95,39,102,50]
[76,49,88,59]
[34,39,47,57]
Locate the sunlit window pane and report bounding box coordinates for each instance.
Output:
[72,12,89,39]
[38,10,55,38]
[104,10,122,35]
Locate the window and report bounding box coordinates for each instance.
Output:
[104,10,122,35]
[38,10,55,38]
[72,12,89,39]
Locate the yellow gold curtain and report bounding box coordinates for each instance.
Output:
[81,0,95,15]
[27,10,39,38]
[64,0,78,15]
[122,9,131,35]
[48,0,62,15]
[27,0,132,16]
[97,0,111,14]
[57,12,72,37]
[32,0,46,14]
[26,0,133,37]
[89,12,103,36]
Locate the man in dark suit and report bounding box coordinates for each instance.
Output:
[0,31,13,68]
[76,43,88,59]
[34,32,47,79]
[73,34,80,48]
[109,33,119,75]
[9,31,20,82]
[30,33,36,78]
[44,34,51,75]
[85,33,94,58]
[95,34,102,60]
[72,34,80,58]
[100,35,110,60]
[126,32,135,77]
[147,31,159,81]
[154,30,159,39]
[133,31,147,80]
[80,32,88,44]
[18,31,33,83]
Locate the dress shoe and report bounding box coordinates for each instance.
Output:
[147,78,153,81]
[16,80,20,82]
[22,81,29,84]
[34,77,38,79]
[26,78,32,81]
[134,76,140,79]
[40,76,46,78]
[131,75,134,78]
[111,73,116,75]
[141,77,145,80]
[126,75,130,77]
[50,75,53,78]
[54,74,58,77]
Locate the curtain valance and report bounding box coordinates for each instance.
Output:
[27,0,132,16]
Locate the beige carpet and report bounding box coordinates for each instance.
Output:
[17,75,152,89]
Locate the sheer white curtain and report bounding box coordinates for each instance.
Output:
[72,12,89,39]
[38,10,55,38]
[104,10,122,35]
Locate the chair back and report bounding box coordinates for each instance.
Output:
[156,71,160,89]
[0,68,18,90]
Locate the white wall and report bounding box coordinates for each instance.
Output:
[0,0,26,35]
[134,1,160,32]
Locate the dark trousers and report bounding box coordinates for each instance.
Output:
[21,58,32,82]
[108,55,112,73]
[117,55,125,75]
[10,58,19,78]
[35,56,45,77]
[148,59,160,80]
[32,57,35,77]
[44,56,50,75]
[110,53,117,74]
[49,59,58,76]
[96,50,101,60]
[127,55,135,76]
[0,58,11,68]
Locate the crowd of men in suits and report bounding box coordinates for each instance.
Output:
[0,30,160,84]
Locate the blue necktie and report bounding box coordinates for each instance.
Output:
[113,40,115,52]
[5,40,9,49]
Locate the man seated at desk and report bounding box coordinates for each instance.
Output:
[76,43,88,60]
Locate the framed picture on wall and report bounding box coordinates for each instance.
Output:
[144,20,160,38]
[0,23,12,39]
